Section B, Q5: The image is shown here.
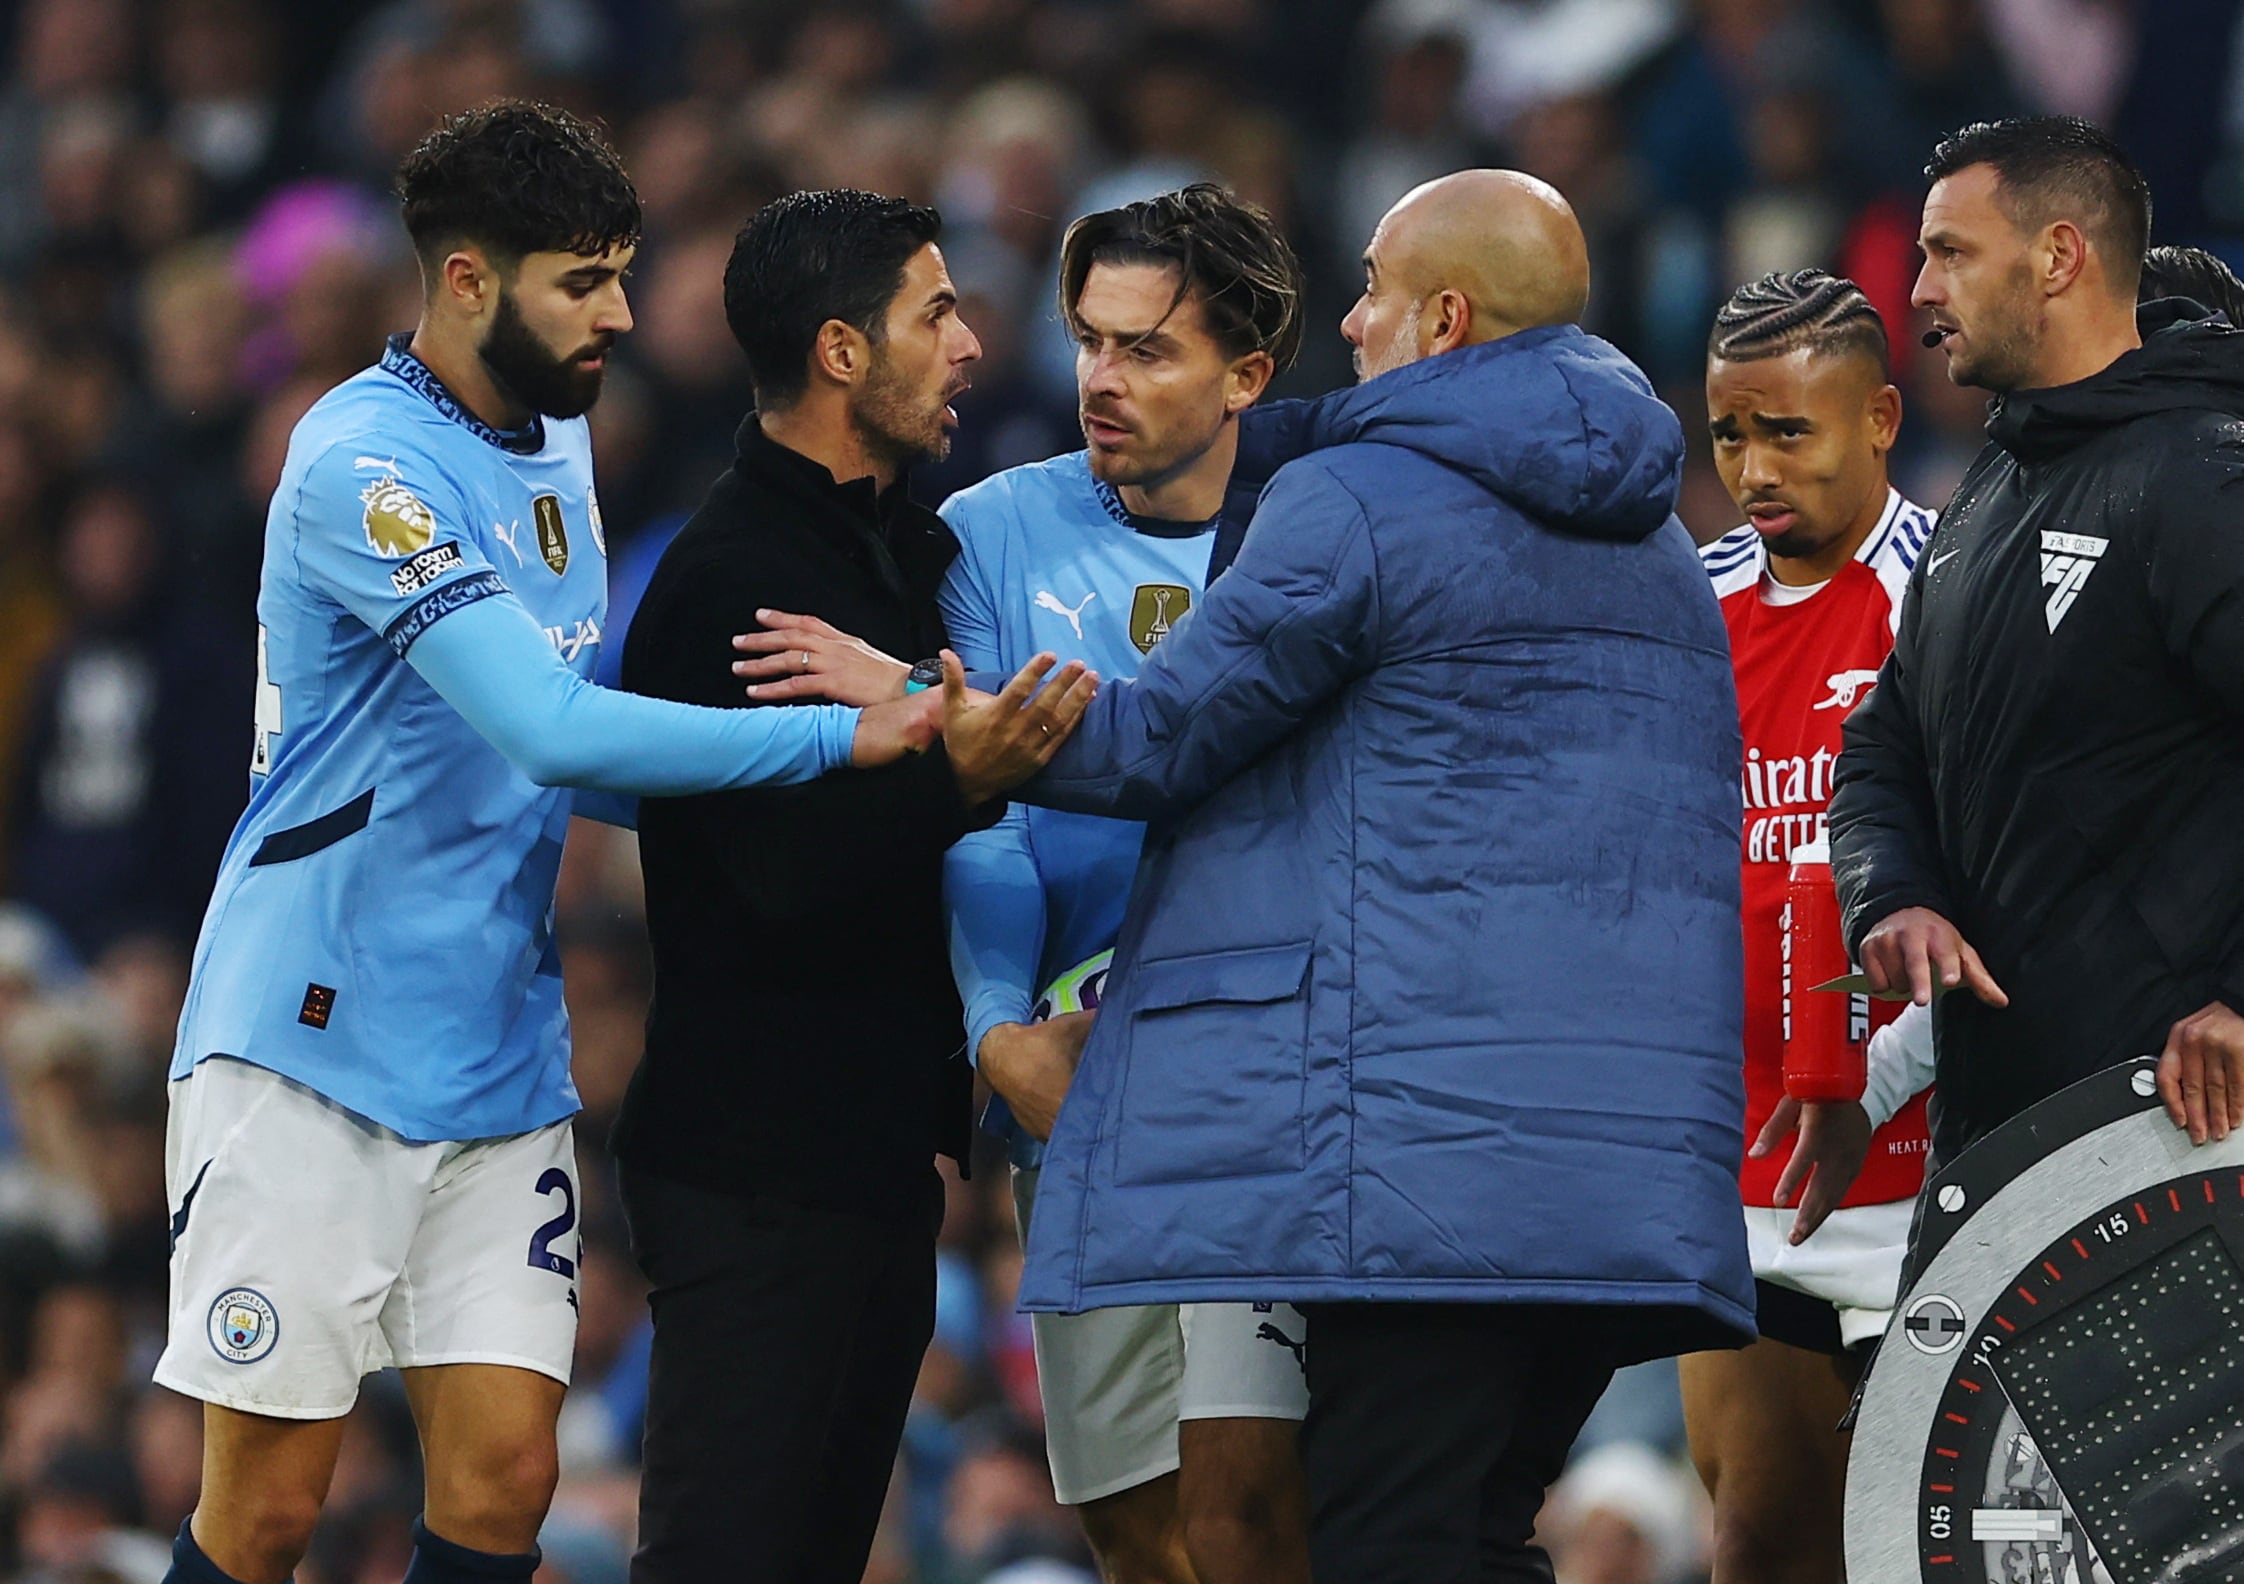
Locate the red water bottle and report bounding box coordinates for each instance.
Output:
[1782,835,1867,1103]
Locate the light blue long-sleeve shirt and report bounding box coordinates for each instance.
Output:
[172,340,857,1141]
[938,453,1216,1165]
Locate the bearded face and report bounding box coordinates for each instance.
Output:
[479,286,613,421]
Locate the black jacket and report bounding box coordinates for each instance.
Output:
[612,417,984,1222]
[1831,303,2244,1158]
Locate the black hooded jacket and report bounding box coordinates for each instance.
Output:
[1831,303,2244,1159]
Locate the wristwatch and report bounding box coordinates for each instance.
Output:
[904,657,944,694]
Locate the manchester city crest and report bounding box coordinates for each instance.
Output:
[207,1287,279,1364]
[533,494,569,575]
[586,486,607,556]
[1129,583,1190,653]
[360,472,436,557]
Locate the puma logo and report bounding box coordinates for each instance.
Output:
[1813,669,1882,712]
[491,519,525,568]
[1255,1320,1307,1372]
[1035,589,1096,641]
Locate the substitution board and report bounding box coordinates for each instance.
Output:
[1848,1057,2244,1584]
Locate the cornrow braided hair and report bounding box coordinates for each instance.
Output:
[1709,269,1890,377]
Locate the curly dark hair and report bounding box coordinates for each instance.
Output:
[1709,268,1889,377]
[1058,184,1304,371]
[723,189,943,408]
[394,100,641,270]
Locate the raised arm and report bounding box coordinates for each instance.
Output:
[287,439,894,795]
[409,596,863,792]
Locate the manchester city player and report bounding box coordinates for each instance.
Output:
[156,105,1086,1584]
[948,189,1313,1584]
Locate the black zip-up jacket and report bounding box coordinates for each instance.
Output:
[1831,303,2244,1160]
[612,417,986,1223]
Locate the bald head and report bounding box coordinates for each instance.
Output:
[1346,170,1590,379]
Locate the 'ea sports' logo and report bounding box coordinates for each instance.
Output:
[207,1287,279,1364]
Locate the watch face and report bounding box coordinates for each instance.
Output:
[1850,1061,2244,1584]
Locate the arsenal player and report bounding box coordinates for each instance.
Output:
[1688,269,1936,1584]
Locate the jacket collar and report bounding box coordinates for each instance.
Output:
[729,413,958,592]
[733,414,912,529]
[1986,301,2244,464]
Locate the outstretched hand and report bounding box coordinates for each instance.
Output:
[942,648,1097,805]
[734,609,910,706]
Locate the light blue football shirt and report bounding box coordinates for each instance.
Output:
[172,337,854,1141]
[939,452,1215,1166]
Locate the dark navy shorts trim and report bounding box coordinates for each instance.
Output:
[248,788,375,866]
[1753,1277,1859,1356]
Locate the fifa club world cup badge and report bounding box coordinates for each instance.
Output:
[1130,584,1190,653]
[207,1288,279,1364]
[533,494,569,575]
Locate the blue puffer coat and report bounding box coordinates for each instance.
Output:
[1014,326,1753,1356]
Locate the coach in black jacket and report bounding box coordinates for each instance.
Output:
[613,191,1085,1584]
[1830,117,2244,1170]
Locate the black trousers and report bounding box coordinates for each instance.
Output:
[619,1163,940,1584]
[1298,1303,1618,1584]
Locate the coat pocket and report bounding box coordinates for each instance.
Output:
[1114,941,1312,1186]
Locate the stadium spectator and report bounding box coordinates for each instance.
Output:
[1540,1441,1709,1584]
[4,479,244,959]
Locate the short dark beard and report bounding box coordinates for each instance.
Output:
[852,341,950,471]
[1951,265,2041,394]
[1760,525,1832,560]
[480,289,606,420]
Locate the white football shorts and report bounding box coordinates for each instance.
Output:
[155,1056,581,1419]
[1012,1165,1308,1506]
[1745,1196,1915,1349]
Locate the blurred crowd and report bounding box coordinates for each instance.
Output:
[0,0,2239,1580]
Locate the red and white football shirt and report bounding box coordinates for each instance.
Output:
[1704,488,1937,1208]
